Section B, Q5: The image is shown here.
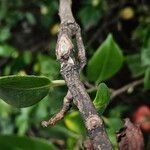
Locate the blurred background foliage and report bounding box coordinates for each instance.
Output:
[0,0,149,149]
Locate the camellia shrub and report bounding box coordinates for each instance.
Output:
[0,0,149,149]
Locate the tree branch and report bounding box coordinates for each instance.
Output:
[42,91,72,126]
[87,78,143,100]
[52,0,112,149]
[110,78,143,99]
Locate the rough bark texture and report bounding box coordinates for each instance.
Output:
[55,0,112,149]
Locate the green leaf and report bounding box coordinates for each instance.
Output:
[93,83,110,114]
[87,34,123,83]
[65,111,85,135]
[67,137,77,150]
[0,100,13,117]
[126,54,146,77]
[26,12,36,25]
[0,75,51,108]
[48,87,65,114]
[0,45,18,57]
[104,117,123,131]
[141,48,150,66]
[144,66,150,89]
[67,137,83,150]
[79,6,101,30]
[0,27,11,42]
[15,107,33,135]
[103,106,125,149]
[108,104,129,118]
[7,51,32,74]
[0,135,57,150]
[44,124,79,139]
[35,54,60,80]
[33,96,50,122]
[106,128,118,150]
[105,117,123,149]
[23,51,32,65]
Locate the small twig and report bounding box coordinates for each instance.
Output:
[84,80,95,89]
[41,91,72,127]
[53,0,112,149]
[51,80,66,87]
[87,78,144,100]
[110,78,144,99]
[87,86,98,93]
[42,0,112,149]
[41,0,113,149]
[75,26,87,70]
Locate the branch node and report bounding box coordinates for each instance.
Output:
[85,115,103,130]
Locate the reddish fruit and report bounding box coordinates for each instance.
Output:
[132,105,150,132]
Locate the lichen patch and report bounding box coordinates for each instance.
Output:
[85,114,102,130]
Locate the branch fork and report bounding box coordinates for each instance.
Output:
[42,0,112,149]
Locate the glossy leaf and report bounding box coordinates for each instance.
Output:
[87,34,123,83]
[144,67,150,89]
[93,83,110,114]
[0,75,51,107]
[0,135,57,150]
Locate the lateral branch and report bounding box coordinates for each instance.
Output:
[42,0,112,149]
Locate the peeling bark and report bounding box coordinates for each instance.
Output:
[54,0,112,149]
